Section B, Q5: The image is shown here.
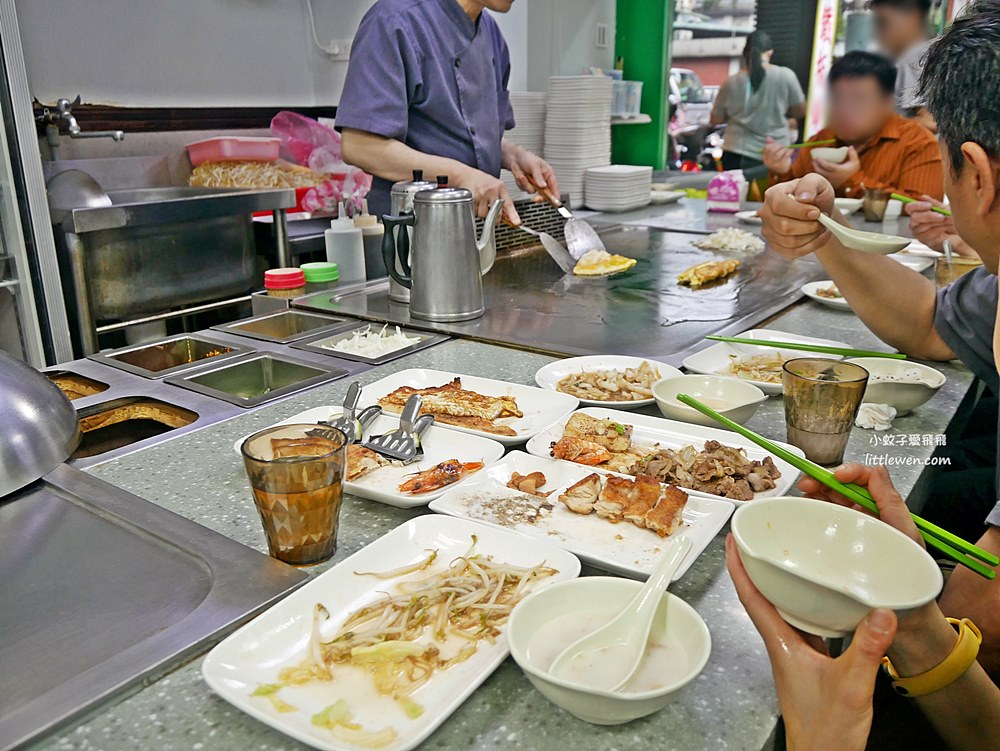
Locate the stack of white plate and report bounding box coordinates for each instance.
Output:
[544,75,613,209]
[584,165,653,212]
[507,91,547,156]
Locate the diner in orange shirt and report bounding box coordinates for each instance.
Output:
[763,50,943,201]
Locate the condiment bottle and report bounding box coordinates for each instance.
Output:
[264,267,306,298]
[324,201,366,284]
[354,200,385,279]
[300,261,340,294]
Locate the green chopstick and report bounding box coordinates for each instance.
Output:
[675,393,999,579]
[706,335,908,360]
[890,193,952,217]
[758,138,836,153]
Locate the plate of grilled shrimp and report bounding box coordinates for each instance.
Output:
[357,369,580,446]
[233,406,505,508]
[429,451,733,581]
[525,408,804,505]
[535,355,682,410]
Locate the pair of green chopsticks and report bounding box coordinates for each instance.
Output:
[758,138,837,153]
[706,335,907,361]
[676,393,998,579]
[891,193,952,217]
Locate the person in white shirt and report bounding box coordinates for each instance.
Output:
[870,0,937,132]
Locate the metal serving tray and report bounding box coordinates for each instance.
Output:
[165,352,348,408]
[290,323,449,366]
[211,310,355,344]
[87,334,252,379]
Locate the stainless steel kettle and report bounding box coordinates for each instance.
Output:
[386,170,437,304]
[383,181,502,322]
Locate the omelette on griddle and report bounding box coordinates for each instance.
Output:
[677,259,741,288]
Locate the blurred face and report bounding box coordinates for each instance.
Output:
[829,76,895,144]
[943,143,1000,273]
[873,6,924,57]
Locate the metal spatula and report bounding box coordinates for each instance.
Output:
[361,394,424,463]
[321,382,382,444]
[535,183,607,260]
[508,219,575,273]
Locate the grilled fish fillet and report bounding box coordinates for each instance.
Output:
[596,476,636,522]
[677,259,741,288]
[643,485,688,537]
[378,378,522,421]
[347,444,388,481]
[623,474,661,528]
[563,413,633,453]
[558,473,602,514]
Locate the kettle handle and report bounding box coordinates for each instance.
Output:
[382,213,415,289]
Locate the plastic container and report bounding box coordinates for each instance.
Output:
[324,202,366,284]
[264,268,306,299]
[611,81,643,117]
[186,136,281,167]
[300,261,340,294]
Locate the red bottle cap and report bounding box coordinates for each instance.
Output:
[264,268,306,290]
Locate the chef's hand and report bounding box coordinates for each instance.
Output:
[508,149,561,204]
[727,534,897,751]
[813,146,860,190]
[455,167,520,225]
[759,175,836,259]
[762,138,794,176]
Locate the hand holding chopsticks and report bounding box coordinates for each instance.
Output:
[705,335,908,360]
[891,193,953,217]
[675,392,998,579]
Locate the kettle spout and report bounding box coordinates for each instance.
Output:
[477,198,504,275]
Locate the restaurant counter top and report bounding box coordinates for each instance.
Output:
[31,297,974,751]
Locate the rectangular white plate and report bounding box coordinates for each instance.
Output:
[202,516,581,751]
[356,368,580,446]
[524,407,805,505]
[888,253,934,272]
[682,328,850,395]
[233,407,505,509]
[430,451,733,581]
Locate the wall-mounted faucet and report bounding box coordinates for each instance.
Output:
[37,96,124,159]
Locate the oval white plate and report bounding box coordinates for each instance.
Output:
[735,210,762,225]
[802,281,852,311]
[535,355,682,410]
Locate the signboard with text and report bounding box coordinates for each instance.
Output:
[805,0,838,139]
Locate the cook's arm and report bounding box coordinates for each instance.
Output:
[341,129,519,222]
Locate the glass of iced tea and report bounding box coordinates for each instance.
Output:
[863,187,890,222]
[782,359,869,466]
[241,424,347,566]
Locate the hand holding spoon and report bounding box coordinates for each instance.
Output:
[787,194,911,254]
[547,536,692,692]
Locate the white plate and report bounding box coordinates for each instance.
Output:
[534,355,682,410]
[232,407,505,508]
[524,407,805,505]
[202,516,581,751]
[887,253,934,273]
[650,190,686,204]
[735,210,762,225]
[357,369,579,446]
[802,281,852,311]
[681,328,849,395]
[430,451,733,581]
[897,240,943,258]
[834,197,863,217]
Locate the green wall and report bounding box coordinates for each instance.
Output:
[612,0,673,168]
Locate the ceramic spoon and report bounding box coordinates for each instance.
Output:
[816,212,911,254]
[547,536,692,692]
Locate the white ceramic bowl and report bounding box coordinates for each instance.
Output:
[652,374,767,428]
[846,357,946,415]
[811,146,849,164]
[834,197,863,217]
[731,497,943,637]
[507,577,711,725]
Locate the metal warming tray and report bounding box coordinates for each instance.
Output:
[88,334,252,379]
[0,464,307,749]
[165,352,348,408]
[290,323,449,365]
[211,310,355,344]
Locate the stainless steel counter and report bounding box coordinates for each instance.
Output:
[294,225,826,363]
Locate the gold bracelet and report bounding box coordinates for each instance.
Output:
[882,618,982,697]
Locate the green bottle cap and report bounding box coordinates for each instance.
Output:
[300,262,340,283]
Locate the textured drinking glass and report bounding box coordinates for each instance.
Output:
[241,424,347,566]
[782,359,869,466]
[862,187,890,222]
[934,256,983,288]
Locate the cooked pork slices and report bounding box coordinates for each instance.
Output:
[557,473,602,514]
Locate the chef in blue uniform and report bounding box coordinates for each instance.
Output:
[336,0,558,224]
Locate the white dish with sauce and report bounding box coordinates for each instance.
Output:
[801,281,852,311]
[651,374,767,427]
[682,328,849,395]
[507,576,711,725]
[845,357,946,415]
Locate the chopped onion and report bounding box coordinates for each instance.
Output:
[324,324,422,358]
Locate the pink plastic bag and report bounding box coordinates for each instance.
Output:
[270,111,372,215]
